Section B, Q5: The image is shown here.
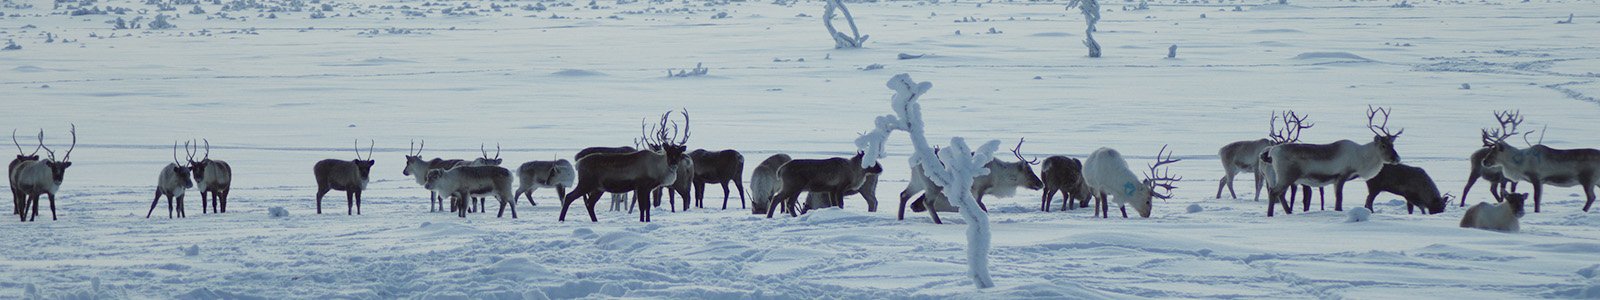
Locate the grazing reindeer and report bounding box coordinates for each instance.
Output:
[313,140,376,215]
[1363,163,1449,214]
[514,159,575,207]
[1217,111,1314,200]
[689,149,746,210]
[560,110,691,223]
[1461,192,1527,232]
[1040,155,1091,212]
[9,130,41,216]
[425,165,516,218]
[403,140,468,212]
[1479,111,1600,213]
[1262,106,1403,216]
[749,153,791,215]
[900,139,1044,220]
[1462,147,1518,206]
[767,151,882,218]
[1083,146,1181,218]
[190,139,233,214]
[147,141,195,219]
[12,125,76,222]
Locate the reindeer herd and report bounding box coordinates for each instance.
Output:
[8,107,1599,232]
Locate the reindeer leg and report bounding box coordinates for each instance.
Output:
[1463,173,1481,207]
[1120,205,1128,218]
[165,193,174,219]
[927,196,943,224]
[146,191,162,218]
[1319,187,1327,211]
[1583,179,1596,212]
[1301,185,1311,213]
[721,183,732,210]
[1333,181,1346,211]
[585,191,601,222]
[558,189,579,222]
[345,191,354,216]
[1041,188,1053,212]
[897,192,910,220]
[48,193,57,220]
[975,191,989,212]
[179,194,188,218]
[735,180,748,210]
[29,194,40,221]
[1228,173,1239,199]
[315,186,328,215]
[1252,171,1263,202]
[1267,186,1281,217]
[220,188,230,213]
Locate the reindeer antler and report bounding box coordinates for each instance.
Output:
[11,129,23,156]
[60,124,75,162]
[203,138,211,160]
[1012,138,1039,165]
[185,139,198,162]
[1482,110,1522,147]
[174,141,184,166]
[1367,106,1403,137]
[495,143,501,159]
[37,130,49,160]
[481,143,489,159]
[677,108,690,145]
[353,139,361,160]
[1144,145,1183,200]
[367,139,375,160]
[1272,110,1313,144]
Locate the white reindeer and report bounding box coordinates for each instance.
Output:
[403,140,468,212]
[146,141,195,219]
[1082,146,1181,218]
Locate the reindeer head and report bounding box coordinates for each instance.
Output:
[187,139,216,182]
[173,140,195,189]
[1131,145,1182,218]
[1367,106,1403,164]
[1267,110,1314,145]
[1503,192,1528,218]
[404,139,427,176]
[423,169,445,190]
[641,109,691,167]
[352,139,376,180]
[37,124,76,182]
[1421,193,1451,215]
[1008,138,1045,191]
[11,129,41,165]
[474,143,503,166]
[1480,110,1523,169]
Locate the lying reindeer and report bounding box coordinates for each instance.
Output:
[1461,192,1527,232]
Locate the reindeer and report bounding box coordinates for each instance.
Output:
[652,157,694,212]
[425,165,516,218]
[12,125,76,222]
[403,140,468,212]
[313,140,376,215]
[1040,155,1090,212]
[749,153,791,215]
[1462,147,1518,206]
[514,159,575,207]
[767,151,882,218]
[1217,111,1314,200]
[575,145,641,211]
[9,130,41,216]
[1082,145,1181,218]
[189,139,233,214]
[1261,106,1402,216]
[1363,163,1449,214]
[803,171,880,212]
[1479,110,1600,213]
[1461,192,1527,232]
[899,139,1044,221]
[689,149,746,210]
[560,110,691,223]
[472,143,503,166]
[147,141,195,219]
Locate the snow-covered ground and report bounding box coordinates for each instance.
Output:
[4,0,1600,297]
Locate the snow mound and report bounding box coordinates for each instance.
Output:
[797,208,878,224]
[1291,51,1371,61]
[399,222,486,237]
[1030,32,1073,37]
[12,65,47,72]
[1186,203,1203,213]
[995,282,1113,298]
[476,257,558,281]
[595,231,661,252]
[182,245,200,256]
[1346,207,1372,222]
[322,57,416,66]
[177,288,269,300]
[268,207,289,218]
[551,69,606,77]
[1248,28,1304,33]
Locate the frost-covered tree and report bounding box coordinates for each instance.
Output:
[1067,0,1101,57]
[855,73,997,288]
[823,0,868,48]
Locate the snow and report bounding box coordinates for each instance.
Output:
[4,0,1600,298]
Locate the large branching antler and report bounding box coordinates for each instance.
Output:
[1267,110,1314,144]
[1011,138,1039,165]
[1367,106,1403,137]
[1143,145,1182,200]
[1481,110,1522,147]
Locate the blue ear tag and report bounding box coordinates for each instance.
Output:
[1123,182,1137,196]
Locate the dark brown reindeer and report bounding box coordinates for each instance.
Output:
[1218,111,1314,200]
[1261,106,1402,217]
[689,149,746,210]
[1040,155,1090,212]
[9,130,41,216]
[576,143,642,211]
[1479,111,1600,213]
[560,110,691,223]
[1363,163,1449,214]
[190,139,233,214]
[13,125,76,222]
[313,140,376,215]
[767,151,882,218]
[147,141,195,219]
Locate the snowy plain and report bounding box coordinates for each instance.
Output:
[3,0,1600,298]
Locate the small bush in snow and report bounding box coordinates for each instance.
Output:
[268,207,289,218]
[3,39,20,51]
[667,63,708,77]
[1186,203,1203,213]
[1346,207,1372,223]
[182,245,200,256]
[148,14,176,30]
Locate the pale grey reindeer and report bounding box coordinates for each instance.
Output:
[514,158,575,207]
[689,149,746,210]
[1216,111,1313,200]
[1083,145,1181,218]
[560,110,691,223]
[1261,106,1402,217]
[402,140,468,212]
[767,151,882,218]
[899,139,1044,223]
[313,140,376,215]
[190,139,233,214]
[9,130,41,216]
[1479,110,1600,213]
[12,125,76,222]
[1040,155,1090,212]
[1461,192,1527,232]
[426,165,516,218]
[749,153,791,215]
[1461,111,1524,207]
[457,143,505,213]
[146,141,195,219]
